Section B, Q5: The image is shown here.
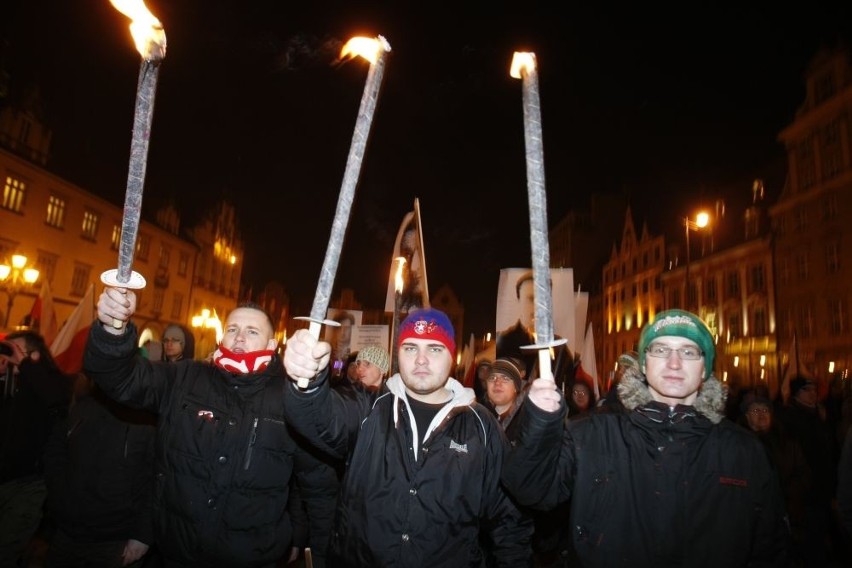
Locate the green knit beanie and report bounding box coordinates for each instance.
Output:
[638,310,715,379]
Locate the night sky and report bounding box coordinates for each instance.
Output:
[3,1,851,335]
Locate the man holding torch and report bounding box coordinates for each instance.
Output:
[501,309,790,566]
[283,307,532,567]
[85,287,297,566]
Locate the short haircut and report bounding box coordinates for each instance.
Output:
[234,302,275,333]
[515,270,534,299]
[514,270,551,299]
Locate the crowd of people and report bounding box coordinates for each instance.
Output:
[1,291,851,567]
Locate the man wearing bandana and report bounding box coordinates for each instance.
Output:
[283,307,531,567]
[85,286,296,567]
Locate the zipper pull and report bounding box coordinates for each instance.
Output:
[244,417,259,470]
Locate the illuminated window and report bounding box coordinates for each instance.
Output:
[45,195,66,228]
[178,252,189,277]
[159,245,170,269]
[36,251,58,284]
[71,263,91,296]
[136,234,151,261]
[2,175,26,212]
[171,292,183,319]
[727,312,741,340]
[111,224,121,250]
[153,289,164,314]
[81,210,99,240]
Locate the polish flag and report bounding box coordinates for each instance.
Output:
[50,283,94,375]
[28,280,59,345]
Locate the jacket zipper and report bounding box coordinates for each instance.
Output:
[244,417,259,470]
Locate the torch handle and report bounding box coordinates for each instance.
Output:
[538,349,553,382]
[296,321,324,389]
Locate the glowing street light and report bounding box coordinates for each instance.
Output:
[683,211,710,309]
[0,254,40,328]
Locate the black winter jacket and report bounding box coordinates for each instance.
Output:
[283,371,532,567]
[0,358,70,483]
[43,384,156,544]
[84,322,295,567]
[502,368,789,567]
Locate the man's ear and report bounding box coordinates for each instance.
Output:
[267,338,278,352]
[30,350,41,362]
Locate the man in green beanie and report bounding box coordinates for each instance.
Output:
[503,308,790,567]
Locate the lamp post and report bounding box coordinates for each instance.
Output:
[683,212,709,310]
[0,254,40,328]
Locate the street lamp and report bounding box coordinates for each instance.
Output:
[683,212,709,309]
[0,254,40,328]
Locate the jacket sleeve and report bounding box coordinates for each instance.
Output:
[480,415,533,567]
[501,395,573,511]
[282,370,373,461]
[83,321,174,413]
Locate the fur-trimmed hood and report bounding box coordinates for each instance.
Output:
[616,365,727,424]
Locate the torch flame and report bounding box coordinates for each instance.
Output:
[340,35,392,65]
[510,52,537,79]
[393,256,406,293]
[110,0,167,61]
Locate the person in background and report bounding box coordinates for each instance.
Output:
[739,389,810,565]
[43,373,156,567]
[0,331,71,567]
[160,323,195,362]
[780,376,842,566]
[0,331,72,566]
[86,288,297,566]
[484,357,526,436]
[503,309,789,566]
[353,344,389,392]
[283,307,532,567]
[566,379,595,419]
[473,359,492,405]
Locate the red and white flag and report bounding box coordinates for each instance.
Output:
[575,322,599,400]
[50,283,94,375]
[28,280,58,345]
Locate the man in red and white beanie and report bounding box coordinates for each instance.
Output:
[284,307,531,567]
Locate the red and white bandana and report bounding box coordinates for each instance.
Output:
[213,344,274,375]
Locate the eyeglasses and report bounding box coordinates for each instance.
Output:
[571,389,589,397]
[747,407,771,416]
[645,343,703,361]
[487,374,514,384]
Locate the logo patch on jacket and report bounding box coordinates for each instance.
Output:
[449,440,468,454]
[719,476,747,487]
